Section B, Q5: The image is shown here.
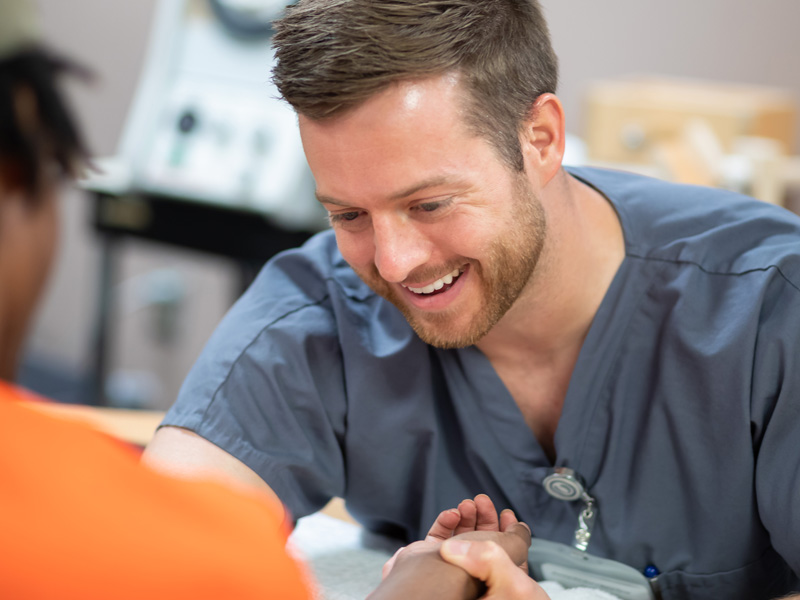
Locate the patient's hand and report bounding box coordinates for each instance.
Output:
[426,495,508,541]
[383,494,527,578]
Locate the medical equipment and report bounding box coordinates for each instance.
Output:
[529,538,658,600]
[87,0,325,232]
[82,0,323,406]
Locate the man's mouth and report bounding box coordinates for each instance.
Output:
[401,267,464,296]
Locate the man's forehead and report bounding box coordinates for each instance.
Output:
[297,71,494,204]
[297,72,466,130]
[395,73,461,108]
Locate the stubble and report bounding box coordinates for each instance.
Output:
[356,174,547,349]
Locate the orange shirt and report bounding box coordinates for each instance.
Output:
[0,383,313,599]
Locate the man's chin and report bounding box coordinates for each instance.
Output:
[404,309,492,349]
[361,273,489,348]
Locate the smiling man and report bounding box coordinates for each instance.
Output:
[302,75,553,351]
[145,1,800,599]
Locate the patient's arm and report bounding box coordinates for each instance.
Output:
[143,426,281,504]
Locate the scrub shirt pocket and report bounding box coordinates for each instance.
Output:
[655,546,799,600]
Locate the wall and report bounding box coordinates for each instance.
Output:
[24,0,800,409]
[542,0,800,147]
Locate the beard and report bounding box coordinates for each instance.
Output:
[353,174,547,349]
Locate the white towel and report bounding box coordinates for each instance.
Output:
[541,580,622,600]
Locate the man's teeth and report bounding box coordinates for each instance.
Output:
[403,268,461,294]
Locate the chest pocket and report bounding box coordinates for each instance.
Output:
[656,546,798,600]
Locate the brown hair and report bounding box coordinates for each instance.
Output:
[272,0,558,171]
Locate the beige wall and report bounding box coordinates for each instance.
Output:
[25,0,800,409]
[544,0,800,147]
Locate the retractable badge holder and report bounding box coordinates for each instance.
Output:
[531,468,659,600]
[542,467,596,551]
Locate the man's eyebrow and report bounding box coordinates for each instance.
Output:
[315,193,348,207]
[316,175,462,206]
[389,175,455,200]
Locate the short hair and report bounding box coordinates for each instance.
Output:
[0,46,89,201]
[272,0,559,171]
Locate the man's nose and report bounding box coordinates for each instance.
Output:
[372,216,431,283]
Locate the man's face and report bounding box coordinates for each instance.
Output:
[299,75,547,348]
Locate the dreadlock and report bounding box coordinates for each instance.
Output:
[0,46,90,200]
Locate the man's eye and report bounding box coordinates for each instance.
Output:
[414,198,452,214]
[329,211,363,226]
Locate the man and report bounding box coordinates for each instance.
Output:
[0,2,538,598]
[145,0,800,598]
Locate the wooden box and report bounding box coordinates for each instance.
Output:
[584,77,797,164]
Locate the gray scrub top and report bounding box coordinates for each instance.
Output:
[163,167,800,600]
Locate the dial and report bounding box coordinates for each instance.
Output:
[208,0,294,38]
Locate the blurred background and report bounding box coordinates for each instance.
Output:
[23,0,800,411]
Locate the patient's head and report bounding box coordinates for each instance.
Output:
[0,0,89,379]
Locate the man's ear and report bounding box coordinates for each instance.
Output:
[519,93,565,186]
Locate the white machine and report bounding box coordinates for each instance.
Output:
[89,0,325,231]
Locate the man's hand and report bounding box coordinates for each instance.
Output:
[370,494,547,600]
[368,516,547,600]
[440,524,550,599]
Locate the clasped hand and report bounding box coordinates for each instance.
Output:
[370,495,550,600]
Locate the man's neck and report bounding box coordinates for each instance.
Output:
[475,170,624,461]
[476,170,624,365]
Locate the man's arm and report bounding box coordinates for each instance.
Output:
[143,426,282,504]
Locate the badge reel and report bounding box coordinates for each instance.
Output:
[529,468,659,600]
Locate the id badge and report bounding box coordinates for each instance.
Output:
[528,538,657,600]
